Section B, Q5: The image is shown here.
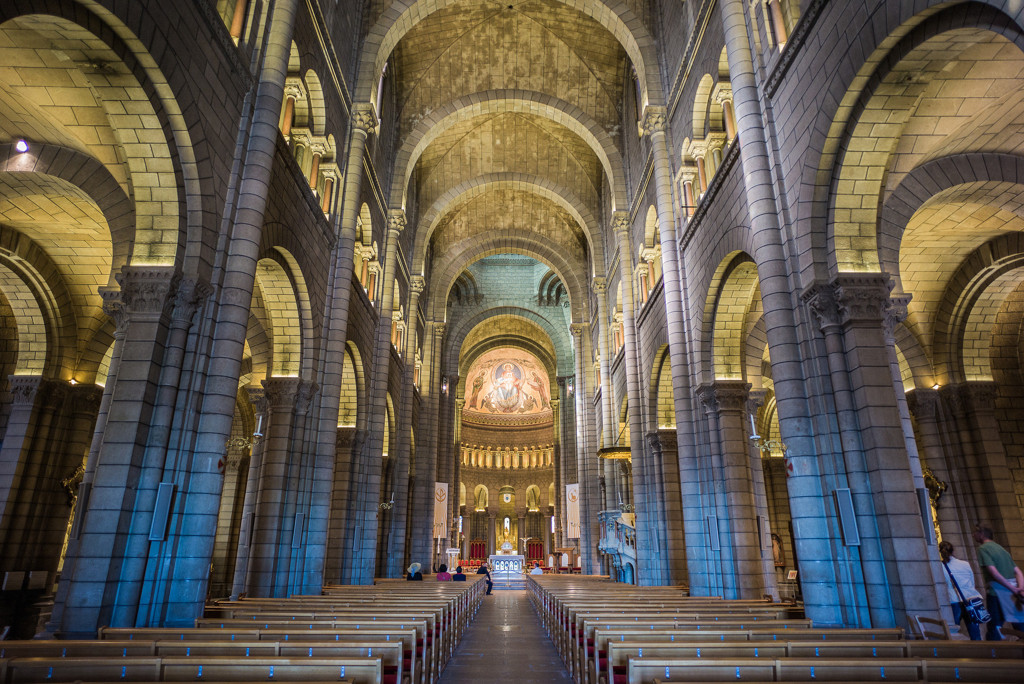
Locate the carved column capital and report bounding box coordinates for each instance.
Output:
[639,105,668,137]
[70,382,104,415]
[433,322,446,338]
[99,288,128,334]
[712,380,751,413]
[833,273,893,326]
[611,212,631,235]
[410,275,426,295]
[351,103,379,134]
[883,292,911,338]
[246,386,267,415]
[294,380,320,416]
[387,209,406,236]
[336,426,358,449]
[283,82,304,101]
[801,281,842,332]
[956,381,998,413]
[171,277,213,326]
[569,323,585,338]
[645,431,662,456]
[905,387,939,421]
[591,277,607,294]
[8,375,44,405]
[116,266,178,318]
[261,376,303,409]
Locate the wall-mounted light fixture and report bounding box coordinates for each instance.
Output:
[15,139,29,153]
[441,376,449,396]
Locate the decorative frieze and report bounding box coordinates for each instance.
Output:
[8,375,43,405]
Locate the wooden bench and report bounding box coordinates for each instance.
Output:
[0,655,382,682]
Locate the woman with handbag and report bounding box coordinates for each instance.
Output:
[939,540,985,640]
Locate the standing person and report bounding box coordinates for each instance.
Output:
[476,561,493,594]
[939,540,983,640]
[973,524,1024,640]
[452,566,467,581]
[436,563,452,581]
[406,563,423,581]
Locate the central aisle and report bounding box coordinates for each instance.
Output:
[438,589,571,683]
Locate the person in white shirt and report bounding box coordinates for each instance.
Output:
[940,540,983,640]
[529,562,544,575]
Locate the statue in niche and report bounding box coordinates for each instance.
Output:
[771,533,785,568]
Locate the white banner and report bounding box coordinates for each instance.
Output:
[566,483,580,539]
[433,482,449,538]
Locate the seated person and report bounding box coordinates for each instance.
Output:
[529,561,544,575]
[406,562,423,581]
[436,563,452,581]
[452,566,467,581]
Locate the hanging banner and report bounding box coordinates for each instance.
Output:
[566,483,580,539]
[433,482,449,539]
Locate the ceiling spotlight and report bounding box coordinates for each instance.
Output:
[932,383,940,390]
[15,139,28,153]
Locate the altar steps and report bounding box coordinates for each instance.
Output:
[492,575,528,590]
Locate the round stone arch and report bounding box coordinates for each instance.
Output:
[253,246,313,378]
[701,251,759,387]
[931,236,1024,384]
[648,344,675,432]
[388,90,627,212]
[425,233,589,323]
[0,223,79,379]
[354,0,665,117]
[791,1,1024,285]
[455,319,559,383]
[446,306,572,375]
[0,5,207,274]
[338,340,367,432]
[411,172,603,273]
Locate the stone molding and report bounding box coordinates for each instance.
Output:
[294,381,320,416]
[696,380,750,413]
[336,426,358,449]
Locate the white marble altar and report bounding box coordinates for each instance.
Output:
[489,554,524,575]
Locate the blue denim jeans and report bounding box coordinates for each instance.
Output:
[951,602,982,640]
[985,592,1024,640]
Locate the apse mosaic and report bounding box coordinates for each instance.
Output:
[463,348,551,415]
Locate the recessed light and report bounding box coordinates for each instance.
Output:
[15,139,28,153]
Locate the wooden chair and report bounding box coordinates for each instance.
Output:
[910,614,951,640]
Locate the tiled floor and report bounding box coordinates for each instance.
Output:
[438,590,572,683]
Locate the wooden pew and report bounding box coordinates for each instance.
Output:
[1,655,382,683]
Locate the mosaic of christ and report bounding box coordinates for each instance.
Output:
[464,349,551,415]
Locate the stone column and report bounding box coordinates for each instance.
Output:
[410,321,444,568]
[385,276,424,577]
[487,511,496,557]
[640,105,699,587]
[53,266,179,637]
[612,213,663,585]
[695,384,731,597]
[942,382,1024,560]
[551,390,564,548]
[746,390,780,598]
[230,387,267,598]
[245,377,304,596]
[347,210,405,584]
[570,322,599,573]
[311,101,380,589]
[591,280,616,461]
[113,276,210,627]
[905,389,965,553]
[719,0,842,624]
[0,375,45,536]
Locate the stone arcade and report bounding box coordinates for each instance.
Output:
[0,0,1022,647]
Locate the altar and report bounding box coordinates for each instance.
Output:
[489,554,525,576]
